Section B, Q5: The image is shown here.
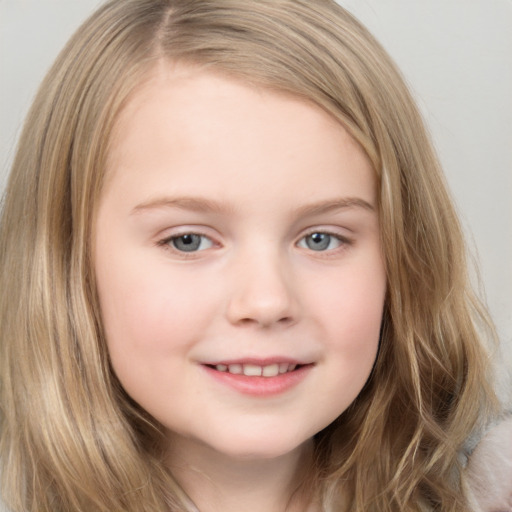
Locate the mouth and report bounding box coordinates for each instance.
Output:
[201,360,313,396]
[205,362,305,378]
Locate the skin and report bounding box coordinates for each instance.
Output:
[94,62,386,512]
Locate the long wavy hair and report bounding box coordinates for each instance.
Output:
[0,1,498,510]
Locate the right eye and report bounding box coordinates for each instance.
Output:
[296,231,347,252]
[163,233,214,253]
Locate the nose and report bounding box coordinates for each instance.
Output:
[225,249,299,328]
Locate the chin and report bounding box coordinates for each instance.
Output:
[198,430,311,462]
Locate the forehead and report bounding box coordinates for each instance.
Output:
[109,61,365,155]
[103,62,376,211]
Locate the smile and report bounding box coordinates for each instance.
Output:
[210,362,298,377]
[202,360,313,396]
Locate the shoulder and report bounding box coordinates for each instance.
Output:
[466,416,512,512]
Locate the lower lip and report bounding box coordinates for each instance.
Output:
[202,365,313,396]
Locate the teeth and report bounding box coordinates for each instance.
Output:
[243,364,262,376]
[214,363,299,377]
[279,362,289,374]
[228,363,242,374]
[262,364,279,377]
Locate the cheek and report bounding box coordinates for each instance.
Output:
[95,266,214,414]
[98,268,215,358]
[304,259,385,405]
[307,256,386,340]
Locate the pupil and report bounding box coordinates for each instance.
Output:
[173,234,201,252]
[307,233,330,251]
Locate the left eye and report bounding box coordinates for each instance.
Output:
[297,232,343,252]
[166,233,213,252]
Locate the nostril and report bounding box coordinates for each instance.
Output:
[235,315,294,327]
[237,317,258,326]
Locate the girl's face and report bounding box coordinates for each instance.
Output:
[95,64,386,460]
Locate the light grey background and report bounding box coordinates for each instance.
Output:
[1,0,511,374]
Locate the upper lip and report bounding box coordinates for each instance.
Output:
[201,357,311,366]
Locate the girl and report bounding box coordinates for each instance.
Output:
[0,1,501,510]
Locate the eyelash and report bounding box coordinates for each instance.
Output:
[297,230,352,254]
[157,229,352,256]
[157,232,215,255]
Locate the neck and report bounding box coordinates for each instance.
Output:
[166,437,317,512]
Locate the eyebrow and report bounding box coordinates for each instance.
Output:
[293,197,374,217]
[131,195,374,216]
[131,196,235,215]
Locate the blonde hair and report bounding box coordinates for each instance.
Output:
[0,1,498,510]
